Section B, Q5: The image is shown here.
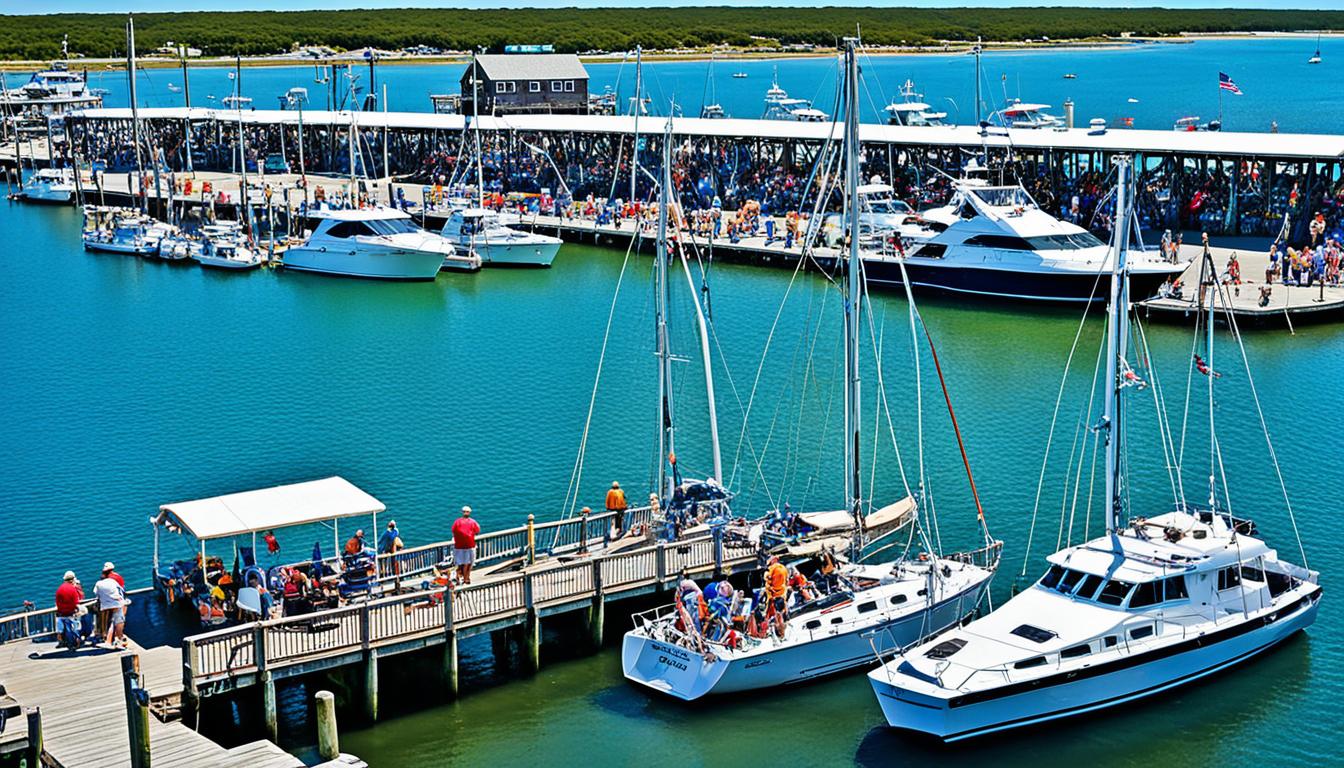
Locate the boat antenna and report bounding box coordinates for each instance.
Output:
[1101,155,1135,539]
[841,37,864,557]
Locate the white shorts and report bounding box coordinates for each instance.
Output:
[454,548,475,566]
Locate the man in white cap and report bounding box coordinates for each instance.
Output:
[94,563,128,648]
[55,571,83,650]
[451,506,481,584]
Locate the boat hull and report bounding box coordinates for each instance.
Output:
[863,258,1181,303]
[83,239,157,255]
[476,239,560,267]
[194,255,262,270]
[282,244,443,280]
[623,575,992,700]
[870,589,1321,741]
[20,186,75,204]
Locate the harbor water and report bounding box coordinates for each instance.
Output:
[2,38,1342,766]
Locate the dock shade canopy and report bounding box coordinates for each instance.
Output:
[155,476,385,541]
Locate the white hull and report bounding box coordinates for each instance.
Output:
[282,244,443,280]
[194,254,263,270]
[623,568,994,700]
[870,589,1321,741]
[476,238,560,267]
[20,185,75,204]
[83,238,157,255]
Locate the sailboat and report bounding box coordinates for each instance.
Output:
[621,39,1001,701]
[1308,34,1322,64]
[867,155,1321,741]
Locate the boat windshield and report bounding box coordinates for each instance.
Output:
[365,218,419,236]
[867,198,913,215]
[971,187,1036,208]
[1026,232,1105,250]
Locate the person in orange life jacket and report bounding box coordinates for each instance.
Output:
[605,481,628,536]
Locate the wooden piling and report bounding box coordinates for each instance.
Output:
[256,624,277,741]
[121,654,151,768]
[441,588,459,698]
[362,650,379,722]
[589,560,605,648]
[315,690,339,761]
[522,575,540,673]
[24,707,42,768]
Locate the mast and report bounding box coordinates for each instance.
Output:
[973,36,982,123]
[234,55,253,236]
[631,45,642,203]
[126,16,143,209]
[471,51,484,208]
[180,47,193,173]
[1102,155,1134,536]
[842,38,864,546]
[655,114,675,501]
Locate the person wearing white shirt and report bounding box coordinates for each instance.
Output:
[93,567,127,649]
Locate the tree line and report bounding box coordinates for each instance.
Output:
[0,7,1340,61]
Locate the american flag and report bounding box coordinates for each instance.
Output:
[1219,72,1243,95]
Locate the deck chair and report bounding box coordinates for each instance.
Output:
[236,587,263,617]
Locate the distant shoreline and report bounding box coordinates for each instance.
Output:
[0,30,1335,73]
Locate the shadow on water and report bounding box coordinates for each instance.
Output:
[854,631,1316,768]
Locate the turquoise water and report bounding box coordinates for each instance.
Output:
[55,36,1344,132]
[2,179,1342,763]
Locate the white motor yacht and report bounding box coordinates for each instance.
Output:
[284,208,464,280]
[18,167,77,204]
[441,208,559,267]
[761,71,830,122]
[193,224,264,270]
[864,179,1187,302]
[868,156,1321,742]
[81,206,166,256]
[3,60,103,117]
[989,99,1065,130]
[884,80,948,127]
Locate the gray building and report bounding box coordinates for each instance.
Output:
[460,54,589,115]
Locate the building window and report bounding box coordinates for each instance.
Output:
[529,81,541,93]
[494,81,516,94]
[551,80,563,92]
[564,80,576,92]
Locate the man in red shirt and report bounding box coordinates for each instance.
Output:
[451,506,481,584]
[55,570,84,650]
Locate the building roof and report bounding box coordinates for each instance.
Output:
[470,53,588,82]
[70,108,1344,161]
[156,476,385,541]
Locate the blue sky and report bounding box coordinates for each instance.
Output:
[6,1,1344,13]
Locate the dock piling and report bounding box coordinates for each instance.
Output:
[24,707,42,768]
[315,690,339,761]
[362,650,379,722]
[121,654,151,768]
[589,560,605,648]
[442,588,459,698]
[522,575,540,673]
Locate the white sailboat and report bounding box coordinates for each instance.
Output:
[1308,34,1322,64]
[621,40,1001,701]
[867,155,1321,741]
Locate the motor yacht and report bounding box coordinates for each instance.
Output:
[193,224,264,270]
[81,206,168,256]
[3,61,103,117]
[283,208,460,280]
[988,99,1065,130]
[883,80,948,127]
[18,167,76,204]
[863,179,1187,302]
[440,208,559,267]
[761,72,830,122]
[867,156,1321,741]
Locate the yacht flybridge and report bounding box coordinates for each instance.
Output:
[989,99,1065,130]
[868,156,1321,741]
[761,69,830,122]
[622,40,1000,701]
[864,179,1187,302]
[883,80,947,127]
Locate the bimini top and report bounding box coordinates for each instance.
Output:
[156,476,385,541]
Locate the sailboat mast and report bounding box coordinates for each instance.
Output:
[471,51,484,208]
[1103,155,1134,536]
[126,17,143,201]
[655,118,675,500]
[973,36,982,123]
[842,38,864,540]
[631,45,642,203]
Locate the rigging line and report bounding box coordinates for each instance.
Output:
[919,321,988,532]
[892,259,942,557]
[1082,420,1101,543]
[561,226,642,521]
[1177,253,1208,471]
[1021,267,1107,577]
[1135,316,1186,507]
[1215,283,1309,569]
[860,274,914,506]
[1057,327,1106,554]
[868,307,885,509]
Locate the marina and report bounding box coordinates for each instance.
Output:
[0,14,1341,768]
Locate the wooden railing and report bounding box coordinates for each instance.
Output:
[0,587,156,644]
[181,533,751,690]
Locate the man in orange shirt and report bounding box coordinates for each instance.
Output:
[765,555,789,638]
[605,481,628,537]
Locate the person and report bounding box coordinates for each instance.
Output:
[379,520,404,577]
[1225,253,1241,296]
[764,555,789,638]
[676,574,704,634]
[452,506,481,584]
[605,481,628,537]
[345,529,366,556]
[787,566,816,606]
[1258,284,1273,307]
[94,564,127,649]
[55,571,84,651]
[817,547,840,594]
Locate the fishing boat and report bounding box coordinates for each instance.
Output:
[192,224,264,270]
[283,208,451,280]
[761,69,829,122]
[1308,34,1322,64]
[81,206,167,255]
[16,167,76,204]
[157,232,202,262]
[988,99,1064,129]
[862,177,1187,302]
[622,40,1001,701]
[868,156,1321,741]
[884,80,948,127]
[440,208,559,267]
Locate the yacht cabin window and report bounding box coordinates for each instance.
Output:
[925,638,968,659]
[1060,643,1092,659]
[325,220,377,239]
[964,234,1033,250]
[1128,576,1189,608]
[1129,624,1154,640]
[365,218,419,236]
[1096,580,1135,606]
[1011,624,1056,644]
[1217,566,1242,591]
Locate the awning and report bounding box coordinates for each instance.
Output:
[156,476,385,541]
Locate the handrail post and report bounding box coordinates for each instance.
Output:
[712,524,724,579]
[579,508,589,554]
[180,639,199,720]
[121,654,151,768]
[589,559,605,649]
[526,514,536,565]
[256,623,277,741]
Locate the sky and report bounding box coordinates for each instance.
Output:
[5,1,1344,14]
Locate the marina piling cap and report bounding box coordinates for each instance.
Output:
[63,570,76,581]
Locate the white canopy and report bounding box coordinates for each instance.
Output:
[157,476,385,541]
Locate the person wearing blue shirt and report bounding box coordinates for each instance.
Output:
[378,521,400,555]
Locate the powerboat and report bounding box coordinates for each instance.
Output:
[700,103,727,119]
[157,232,203,262]
[761,71,830,122]
[17,167,76,204]
[440,208,559,267]
[193,224,264,270]
[3,61,103,118]
[868,156,1321,742]
[821,183,918,246]
[883,80,948,127]
[283,208,456,280]
[863,179,1188,302]
[81,206,167,256]
[988,99,1064,130]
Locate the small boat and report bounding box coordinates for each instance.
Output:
[868,157,1322,742]
[283,207,453,280]
[81,206,166,255]
[193,224,264,270]
[440,208,559,267]
[1062,73,1077,79]
[157,232,203,262]
[1127,97,1140,103]
[167,82,182,93]
[988,99,1065,130]
[17,167,76,204]
[761,67,830,122]
[699,103,727,119]
[1308,34,1322,64]
[884,80,948,127]
[731,71,748,78]
[1087,117,1107,135]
